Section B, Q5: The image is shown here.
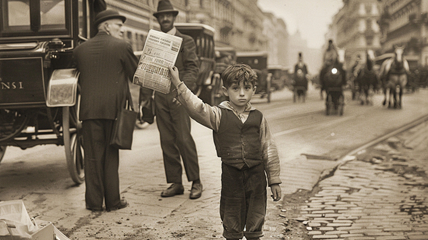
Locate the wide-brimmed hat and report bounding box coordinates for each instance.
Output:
[94,9,126,27]
[153,0,179,18]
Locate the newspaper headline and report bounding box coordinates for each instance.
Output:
[133,29,182,94]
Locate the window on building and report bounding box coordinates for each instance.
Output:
[365,3,372,15]
[139,34,146,51]
[366,19,371,30]
[366,36,373,46]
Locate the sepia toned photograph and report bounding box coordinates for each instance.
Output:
[0,0,427,239]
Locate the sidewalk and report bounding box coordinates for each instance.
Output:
[280,119,428,239]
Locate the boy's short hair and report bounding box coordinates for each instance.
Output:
[221,64,258,88]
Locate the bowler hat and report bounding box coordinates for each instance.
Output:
[153,0,179,18]
[94,9,126,27]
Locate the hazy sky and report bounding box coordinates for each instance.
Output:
[258,0,344,49]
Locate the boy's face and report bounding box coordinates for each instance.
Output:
[223,81,256,109]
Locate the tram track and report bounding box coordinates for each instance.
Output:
[309,113,428,186]
[338,113,428,163]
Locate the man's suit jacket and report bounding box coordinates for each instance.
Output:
[174,30,199,93]
[73,31,139,121]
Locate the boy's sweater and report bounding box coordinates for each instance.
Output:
[175,82,281,186]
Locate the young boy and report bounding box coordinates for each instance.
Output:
[169,64,281,240]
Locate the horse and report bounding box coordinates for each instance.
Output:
[379,46,409,108]
[356,49,379,105]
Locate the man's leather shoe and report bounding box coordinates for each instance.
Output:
[106,199,128,212]
[161,183,184,197]
[189,182,203,199]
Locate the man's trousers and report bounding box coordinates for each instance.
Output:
[82,120,121,210]
[155,92,199,183]
[220,163,267,239]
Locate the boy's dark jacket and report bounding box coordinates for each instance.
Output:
[214,108,263,169]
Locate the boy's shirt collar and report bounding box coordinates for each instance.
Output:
[218,101,256,122]
[219,101,255,112]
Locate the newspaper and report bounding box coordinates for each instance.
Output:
[133,29,183,94]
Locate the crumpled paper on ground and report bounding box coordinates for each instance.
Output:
[0,200,38,239]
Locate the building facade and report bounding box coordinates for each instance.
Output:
[378,0,428,69]
[330,0,382,70]
[104,0,292,69]
[263,12,289,68]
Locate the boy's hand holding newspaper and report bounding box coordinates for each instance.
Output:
[169,66,181,87]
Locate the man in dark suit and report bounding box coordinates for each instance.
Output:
[153,0,202,199]
[73,9,141,211]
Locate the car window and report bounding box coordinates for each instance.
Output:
[7,0,30,28]
[2,0,67,36]
[41,0,65,26]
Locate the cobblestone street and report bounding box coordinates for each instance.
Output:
[282,121,428,240]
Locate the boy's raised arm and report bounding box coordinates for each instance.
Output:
[169,66,221,131]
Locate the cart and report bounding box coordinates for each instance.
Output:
[0,0,107,184]
[268,65,287,91]
[325,87,344,115]
[292,69,308,103]
[236,51,272,103]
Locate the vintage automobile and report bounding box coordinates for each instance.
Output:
[236,51,272,103]
[268,64,288,91]
[0,0,108,184]
[174,23,223,106]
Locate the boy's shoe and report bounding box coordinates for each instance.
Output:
[189,182,203,199]
[161,183,184,197]
[106,199,128,212]
[86,206,103,212]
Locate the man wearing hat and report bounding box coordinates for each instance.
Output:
[293,52,309,102]
[152,0,202,199]
[73,9,145,212]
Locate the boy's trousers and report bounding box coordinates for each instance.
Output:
[220,163,267,239]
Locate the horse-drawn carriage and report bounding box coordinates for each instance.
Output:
[320,48,347,115]
[236,51,272,103]
[292,65,309,103]
[320,62,346,115]
[0,0,108,184]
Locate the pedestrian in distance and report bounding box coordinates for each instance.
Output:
[293,52,309,102]
[168,64,282,240]
[152,0,203,199]
[72,9,143,212]
[294,52,309,79]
